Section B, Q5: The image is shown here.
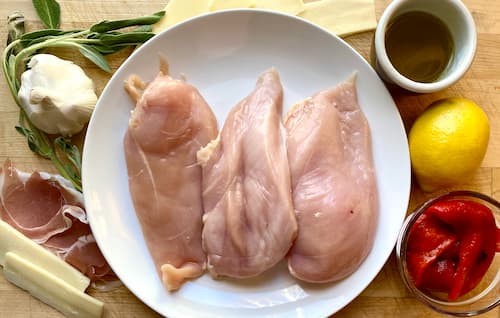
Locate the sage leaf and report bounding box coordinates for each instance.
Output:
[32,0,61,29]
[20,29,68,46]
[54,136,82,175]
[99,32,155,46]
[15,125,50,159]
[78,44,111,72]
[133,25,153,33]
[21,29,78,40]
[92,44,119,55]
[89,11,165,33]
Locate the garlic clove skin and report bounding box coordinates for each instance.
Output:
[18,54,98,136]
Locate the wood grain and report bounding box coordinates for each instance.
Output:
[0,1,499,317]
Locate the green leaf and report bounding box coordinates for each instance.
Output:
[54,136,82,175]
[8,55,19,90]
[91,44,119,55]
[20,29,79,40]
[133,25,153,33]
[19,29,67,47]
[78,44,111,72]
[99,32,155,46]
[89,11,165,33]
[32,0,61,29]
[15,125,50,159]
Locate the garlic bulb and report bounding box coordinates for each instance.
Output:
[18,54,98,136]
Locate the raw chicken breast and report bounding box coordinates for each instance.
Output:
[124,67,218,291]
[285,76,378,283]
[198,69,297,278]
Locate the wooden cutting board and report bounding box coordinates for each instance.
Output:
[0,0,499,317]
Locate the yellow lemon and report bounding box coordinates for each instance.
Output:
[409,97,489,192]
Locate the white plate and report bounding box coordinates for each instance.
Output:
[83,9,411,318]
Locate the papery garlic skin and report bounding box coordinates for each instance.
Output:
[18,54,97,136]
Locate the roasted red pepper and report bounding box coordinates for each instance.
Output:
[406,199,499,301]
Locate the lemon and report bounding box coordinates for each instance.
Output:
[409,97,489,192]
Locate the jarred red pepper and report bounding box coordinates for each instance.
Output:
[406,199,499,301]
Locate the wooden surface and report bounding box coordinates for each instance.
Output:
[0,0,499,317]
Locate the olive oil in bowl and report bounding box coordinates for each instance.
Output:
[385,11,454,83]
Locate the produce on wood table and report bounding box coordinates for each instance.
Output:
[18,53,98,136]
[409,97,490,192]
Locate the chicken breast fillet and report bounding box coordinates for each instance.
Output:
[198,69,297,278]
[285,76,378,283]
[123,69,218,291]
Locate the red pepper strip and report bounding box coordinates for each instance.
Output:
[497,228,500,253]
[406,212,457,288]
[429,199,497,300]
[460,224,497,296]
[420,259,457,292]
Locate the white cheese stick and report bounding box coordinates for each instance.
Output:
[0,220,90,291]
[3,252,103,318]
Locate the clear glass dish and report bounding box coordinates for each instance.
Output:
[396,190,500,316]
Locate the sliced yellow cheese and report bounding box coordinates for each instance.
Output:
[253,0,305,15]
[299,0,377,37]
[210,0,256,11]
[152,0,212,33]
[3,252,103,318]
[0,220,90,291]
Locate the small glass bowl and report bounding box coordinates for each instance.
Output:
[396,190,500,316]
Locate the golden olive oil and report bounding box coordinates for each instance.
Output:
[385,11,454,83]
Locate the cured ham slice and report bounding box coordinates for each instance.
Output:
[285,76,378,283]
[124,66,218,291]
[0,160,115,285]
[198,69,297,278]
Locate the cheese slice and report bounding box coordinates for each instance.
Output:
[0,220,90,291]
[210,0,256,11]
[154,0,375,37]
[253,0,305,15]
[152,0,211,33]
[299,0,377,37]
[3,252,103,318]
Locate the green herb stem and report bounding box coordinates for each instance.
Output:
[2,39,22,96]
[14,30,90,67]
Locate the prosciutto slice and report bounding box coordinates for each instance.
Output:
[284,76,378,283]
[198,69,297,278]
[0,160,115,285]
[124,67,218,291]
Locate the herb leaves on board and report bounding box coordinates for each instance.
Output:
[32,0,61,29]
[2,0,165,191]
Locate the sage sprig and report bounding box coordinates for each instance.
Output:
[2,0,165,191]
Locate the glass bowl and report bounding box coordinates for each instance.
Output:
[396,190,500,316]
